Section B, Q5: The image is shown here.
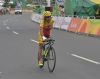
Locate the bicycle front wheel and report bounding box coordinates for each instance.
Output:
[47,47,56,72]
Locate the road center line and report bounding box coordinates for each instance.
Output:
[30,39,39,44]
[12,31,19,35]
[71,53,100,65]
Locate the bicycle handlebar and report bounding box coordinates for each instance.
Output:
[43,38,55,46]
[43,38,55,42]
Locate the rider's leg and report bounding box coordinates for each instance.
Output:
[38,44,43,66]
[38,32,43,66]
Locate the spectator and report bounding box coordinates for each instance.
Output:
[59,5,65,17]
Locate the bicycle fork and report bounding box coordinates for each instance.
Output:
[43,50,48,58]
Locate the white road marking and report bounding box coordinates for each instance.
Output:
[6,26,10,30]
[71,54,100,65]
[30,39,39,44]
[12,31,19,35]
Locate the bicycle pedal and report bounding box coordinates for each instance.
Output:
[39,65,44,69]
[42,55,47,61]
[44,58,47,61]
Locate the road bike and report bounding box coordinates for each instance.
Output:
[38,38,56,72]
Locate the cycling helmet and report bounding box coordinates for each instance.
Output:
[43,11,51,17]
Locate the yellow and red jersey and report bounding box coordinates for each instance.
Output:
[40,18,54,37]
[38,18,54,43]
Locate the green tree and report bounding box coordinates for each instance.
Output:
[27,0,33,4]
[4,0,10,7]
[5,0,10,2]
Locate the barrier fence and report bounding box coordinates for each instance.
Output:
[31,13,100,37]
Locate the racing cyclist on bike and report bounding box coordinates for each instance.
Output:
[38,11,54,67]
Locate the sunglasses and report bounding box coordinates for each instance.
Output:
[44,16,51,18]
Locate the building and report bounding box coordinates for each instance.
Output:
[0,0,4,6]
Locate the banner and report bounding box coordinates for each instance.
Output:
[31,13,72,30]
[97,28,100,36]
[89,19,100,36]
[31,13,100,37]
[31,13,42,23]
[90,0,100,4]
[67,18,81,33]
[60,17,72,30]
[77,19,91,34]
[53,16,63,29]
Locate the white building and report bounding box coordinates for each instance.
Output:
[0,0,4,6]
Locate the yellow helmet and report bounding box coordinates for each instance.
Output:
[43,11,51,17]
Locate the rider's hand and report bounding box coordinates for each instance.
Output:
[39,41,43,45]
[39,36,47,45]
[42,36,47,40]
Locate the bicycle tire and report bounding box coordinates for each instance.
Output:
[47,47,56,72]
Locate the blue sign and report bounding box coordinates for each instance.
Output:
[57,0,64,2]
[56,0,64,5]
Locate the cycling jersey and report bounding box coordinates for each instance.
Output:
[38,18,54,43]
[40,18,54,38]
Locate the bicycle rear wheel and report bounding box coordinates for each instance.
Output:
[47,47,56,72]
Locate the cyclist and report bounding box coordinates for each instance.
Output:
[38,11,54,67]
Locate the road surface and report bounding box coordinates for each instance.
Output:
[0,13,100,79]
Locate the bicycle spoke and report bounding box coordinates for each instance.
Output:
[47,47,56,72]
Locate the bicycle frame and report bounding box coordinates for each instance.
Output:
[42,39,54,59]
[42,44,50,58]
[39,38,56,72]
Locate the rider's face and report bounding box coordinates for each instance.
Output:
[44,16,51,21]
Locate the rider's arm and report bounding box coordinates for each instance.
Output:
[40,20,44,37]
[50,25,53,37]
[40,26,43,37]
[50,19,54,36]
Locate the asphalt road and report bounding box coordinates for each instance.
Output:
[0,13,100,79]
